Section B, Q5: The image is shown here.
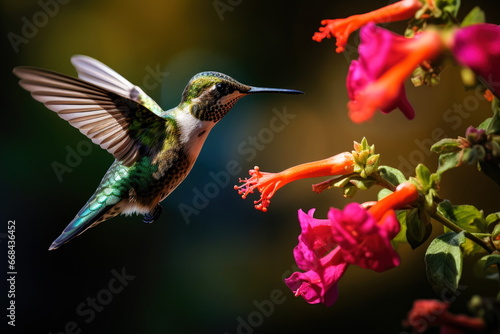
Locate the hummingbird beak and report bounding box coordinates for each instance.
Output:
[246,86,304,95]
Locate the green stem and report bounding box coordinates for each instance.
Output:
[471,233,493,238]
[431,212,494,254]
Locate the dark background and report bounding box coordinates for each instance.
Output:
[2,0,500,333]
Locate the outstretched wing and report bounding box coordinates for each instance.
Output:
[70,55,165,116]
[13,66,172,167]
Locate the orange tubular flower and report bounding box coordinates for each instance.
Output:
[313,0,423,53]
[404,300,487,333]
[234,152,355,212]
[367,182,419,221]
[347,23,444,123]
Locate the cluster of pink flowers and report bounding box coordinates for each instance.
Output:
[285,182,418,306]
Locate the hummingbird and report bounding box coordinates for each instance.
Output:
[13,55,303,250]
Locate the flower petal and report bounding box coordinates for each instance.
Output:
[329,203,401,272]
[452,24,500,94]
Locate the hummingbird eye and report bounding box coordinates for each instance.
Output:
[215,82,225,93]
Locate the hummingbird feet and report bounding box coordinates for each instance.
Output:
[143,204,162,224]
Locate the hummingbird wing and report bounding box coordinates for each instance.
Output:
[70,55,165,117]
[13,66,173,167]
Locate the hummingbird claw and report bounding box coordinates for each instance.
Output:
[143,204,163,224]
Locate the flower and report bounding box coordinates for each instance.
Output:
[330,182,418,272]
[328,203,401,272]
[403,299,487,333]
[285,209,349,306]
[285,245,348,307]
[312,0,423,53]
[451,23,500,98]
[293,209,336,271]
[234,152,355,211]
[347,23,443,123]
[286,183,419,306]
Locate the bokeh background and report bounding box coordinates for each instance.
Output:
[2,0,500,333]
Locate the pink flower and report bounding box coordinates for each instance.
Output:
[347,23,443,123]
[451,23,500,98]
[293,209,336,271]
[313,0,423,53]
[329,203,401,272]
[286,183,419,306]
[285,247,348,307]
[285,209,348,307]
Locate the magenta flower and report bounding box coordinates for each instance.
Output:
[285,209,349,307]
[329,203,401,272]
[451,23,500,96]
[293,209,337,271]
[285,183,419,306]
[347,23,443,123]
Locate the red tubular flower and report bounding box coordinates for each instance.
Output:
[347,23,443,123]
[313,0,423,53]
[234,152,355,212]
[404,299,487,333]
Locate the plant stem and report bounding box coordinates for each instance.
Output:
[431,212,494,254]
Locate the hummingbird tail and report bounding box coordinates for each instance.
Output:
[48,202,122,250]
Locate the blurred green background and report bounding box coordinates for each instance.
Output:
[2,0,500,333]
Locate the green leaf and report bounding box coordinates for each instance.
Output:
[431,138,462,154]
[491,223,500,240]
[377,188,392,201]
[462,146,486,164]
[436,152,461,175]
[377,165,407,187]
[343,184,357,198]
[486,212,500,227]
[348,177,376,191]
[415,164,432,189]
[484,254,500,268]
[477,117,492,131]
[436,0,461,16]
[474,255,499,280]
[461,6,485,27]
[333,175,351,188]
[437,201,488,255]
[437,200,487,233]
[425,232,466,296]
[486,99,500,135]
[406,208,433,249]
[392,210,409,245]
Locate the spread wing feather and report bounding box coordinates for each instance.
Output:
[13,65,170,166]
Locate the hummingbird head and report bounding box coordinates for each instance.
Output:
[180,71,303,122]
